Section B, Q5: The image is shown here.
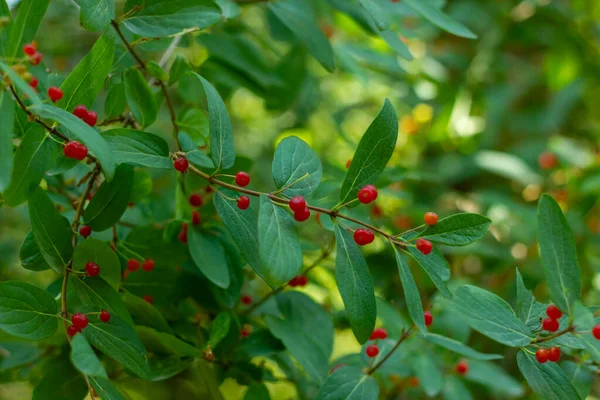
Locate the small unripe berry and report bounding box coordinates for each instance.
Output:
[548,347,560,362]
[357,184,378,204]
[241,295,252,305]
[237,196,250,210]
[23,43,36,56]
[79,225,92,238]
[67,325,80,336]
[192,211,201,225]
[366,344,379,358]
[100,310,111,323]
[84,111,98,127]
[289,196,306,212]
[29,52,42,66]
[536,348,549,363]
[85,261,100,277]
[424,310,433,326]
[542,317,559,332]
[127,259,140,272]
[71,313,89,330]
[189,194,203,207]
[173,157,189,172]
[353,228,375,246]
[142,259,155,272]
[455,359,468,375]
[47,86,63,102]
[143,295,153,304]
[546,305,562,320]
[416,238,432,255]
[294,207,311,222]
[235,171,250,187]
[424,212,438,226]
[73,105,88,119]
[345,159,351,168]
[592,325,600,340]
[538,152,558,170]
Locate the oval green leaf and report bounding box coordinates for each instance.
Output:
[103,128,171,169]
[423,333,503,361]
[272,136,322,198]
[70,333,108,378]
[315,365,379,400]
[71,276,133,326]
[418,213,491,246]
[188,228,230,289]
[124,67,158,129]
[393,248,425,333]
[19,231,50,272]
[0,91,14,192]
[517,350,580,400]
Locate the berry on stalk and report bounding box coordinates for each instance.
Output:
[542,317,559,332]
[353,228,375,246]
[289,196,306,212]
[294,207,310,222]
[536,348,549,363]
[237,196,250,210]
[85,261,99,277]
[174,157,189,172]
[366,345,379,358]
[357,185,378,204]
[424,212,438,226]
[416,238,432,255]
[235,171,250,187]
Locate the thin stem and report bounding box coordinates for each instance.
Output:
[9,85,68,141]
[272,173,309,195]
[367,326,414,375]
[531,324,575,344]
[110,20,145,69]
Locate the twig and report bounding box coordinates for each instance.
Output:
[367,327,414,375]
[531,324,575,344]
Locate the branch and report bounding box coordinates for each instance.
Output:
[367,326,414,375]
[531,324,575,344]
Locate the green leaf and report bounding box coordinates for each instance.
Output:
[83,164,134,231]
[265,292,333,383]
[0,0,49,58]
[269,0,335,72]
[258,195,303,286]
[59,32,115,111]
[451,285,532,346]
[516,269,546,330]
[122,0,222,38]
[104,82,127,119]
[0,61,41,104]
[244,383,270,400]
[29,187,72,274]
[124,67,158,129]
[378,29,413,61]
[0,91,14,192]
[358,0,389,31]
[516,350,580,400]
[403,240,452,299]
[168,55,190,86]
[423,333,503,360]
[334,224,376,344]
[75,0,114,31]
[572,302,600,363]
[122,292,172,334]
[72,238,121,290]
[340,99,398,206]
[130,169,153,203]
[418,213,491,246]
[190,73,235,171]
[29,104,117,181]
[89,376,125,400]
[443,375,473,400]
[208,312,231,348]
[71,276,134,326]
[315,365,379,400]
[70,333,108,378]
[103,128,171,169]
[82,314,150,379]
[537,194,581,315]
[3,127,59,207]
[19,231,50,271]
[0,343,41,371]
[414,353,443,396]
[272,136,322,198]
[188,228,230,288]
[465,360,524,398]
[32,359,88,400]
[393,248,425,333]
[137,326,201,357]
[0,281,58,340]
[402,0,477,39]
[146,61,168,81]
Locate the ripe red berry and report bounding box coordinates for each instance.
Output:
[142,259,155,272]
[178,225,188,243]
[366,344,379,358]
[241,295,252,305]
[241,326,251,337]
[288,276,299,287]
[205,186,213,193]
[548,347,560,362]
[192,211,201,225]
[99,310,111,323]
[29,77,39,89]
[424,310,433,327]
[143,295,153,304]
[47,86,63,102]
[235,171,250,187]
[416,238,433,255]
[369,328,387,340]
[237,196,250,210]
[189,194,203,207]
[73,143,88,161]
[294,207,311,222]
[592,325,600,340]
[546,305,562,320]
[455,359,469,375]
[536,348,550,363]
[542,317,559,332]
[73,105,88,119]
[538,152,558,170]
[67,325,80,336]
[174,157,189,172]
[64,141,80,158]
[29,52,42,66]
[424,212,439,226]
[127,259,140,272]
[79,225,92,238]
[71,313,88,330]
[84,111,98,127]
[357,184,378,204]
[23,43,36,56]
[289,196,307,212]
[85,261,100,277]
[297,275,308,287]
[353,228,375,246]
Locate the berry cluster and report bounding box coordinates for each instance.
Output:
[23,42,42,66]
[72,104,98,127]
[63,141,88,161]
[365,328,388,358]
[289,196,310,222]
[67,310,110,336]
[535,347,561,363]
[127,258,155,273]
[542,305,562,333]
[189,194,203,225]
[288,275,308,287]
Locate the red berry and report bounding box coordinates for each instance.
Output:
[237,196,250,210]
[424,212,439,226]
[241,327,250,337]
[345,159,352,168]
[29,52,42,66]
[546,305,562,320]
[99,310,111,323]
[424,310,433,327]
[178,228,188,243]
[73,105,88,119]
[592,325,600,340]
[174,157,189,172]
[73,143,88,161]
[205,186,213,193]
[288,276,299,287]
[289,196,307,212]
[366,344,379,358]
[85,261,100,277]
[47,86,63,102]
[127,259,140,272]
[548,347,560,362]
[192,211,201,225]
[64,141,80,158]
[29,77,39,89]
[143,295,153,304]
[542,317,559,332]
[353,228,375,246]
[142,259,154,272]
[297,275,308,287]
[369,328,387,340]
[67,325,80,336]
[455,359,469,375]
[241,295,252,305]
[189,194,203,207]
[538,152,558,170]
[536,348,550,363]
[79,225,92,238]
[71,313,88,330]
[84,111,97,127]
[235,171,250,187]
[294,207,311,222]
[416,238,433,255]
[23,44,36,56]
[409,377,420,387]
[357,185,378,204]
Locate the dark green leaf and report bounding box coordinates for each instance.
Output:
[72,238,121,290]
[75,0,114,31]
[0,342,41,371]
[402,0,477,39]
[20,231,50,272]
[572,302,600,363]
[516,350,580,400]
[83,164,134,231]
[188,228,230,288]
[71,276,134,326]
[70,333,108,378]
[208,312,231,348]
[122,292,172,334]
[393,248,425,333]
[315,365,379,400]
[32,359,88,400]
[89,376,126,400]
[123,67,158,129]
[129,169,153,203]
[414,353,442,396]
[137,326,201,357]
[0,0,49,58]
[0,281,58,340]
[537,194,581,315]
[103,128,171,169]
[0,91,14,191]
[272,136,322,198]
[465,360,524,397]
[418,213,491,246]
[403,242,452,299]
[563,360,593,399]
[146,61,168,81]
[104,82,126,120]
[340,99,398,206]
[516,269,546,330]
[334,224,376,344]
[358,0,389,31]
[244,383,271,400]
[423,333,503,360]
[168,55,190,86]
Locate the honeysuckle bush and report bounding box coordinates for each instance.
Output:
[0,0,599,399]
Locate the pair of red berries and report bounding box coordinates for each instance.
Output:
[542,305,562,332]
[68,311,108,335]
[79,225,92,238]
[535,347,561,363]
[288,275,308,287]
[72,104,98,127]
[358,185,378,204]
[23,43,42,66]
[63,141,88,161]
[127,259,155,272]
[289,196,310,222]
[354,228,374,246]
[369,328,388,340]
